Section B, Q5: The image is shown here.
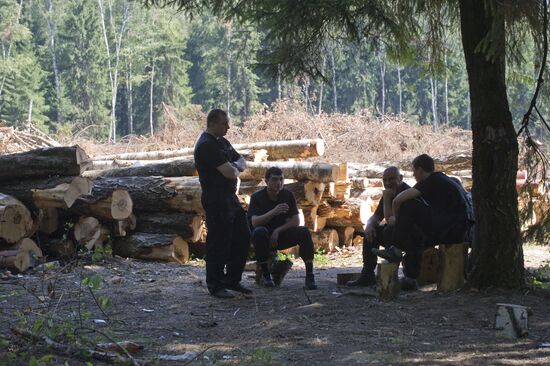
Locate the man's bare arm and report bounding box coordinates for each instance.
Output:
[217,162,240,179]
[382,189,396,221]
[392,188,421,215]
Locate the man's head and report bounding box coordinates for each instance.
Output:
[382,166,403,191]
[206,109,230,138]
[265,167,284,196]
[412,154,434,182]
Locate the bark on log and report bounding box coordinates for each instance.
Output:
[240,161,340,182]
[0,146,89,181]
[81,176,204,214]
[0,194,34,243]
[437,243,467,292]
[37,208,59,234]
[82,158,198,178]
[232,139,325,160]
[112,232,189,264]
[135,212,203,242]
[299,206,326,232]
[377,261,400,302]
[310,228,338,252]
[91,148,266,163]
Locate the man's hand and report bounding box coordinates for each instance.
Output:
[271,203,289,216]
[382,188,396,200]
[269,229,280,249]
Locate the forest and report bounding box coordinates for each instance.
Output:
[0,0,544,142]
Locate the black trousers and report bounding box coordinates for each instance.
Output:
[251,226,314,263]
[202,195,251,294]
[362,224,394,275]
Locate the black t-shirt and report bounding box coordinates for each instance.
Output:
[194,132,241,201]
[247,188,299,234]
[414,172,467,227]
[373,182,411,220]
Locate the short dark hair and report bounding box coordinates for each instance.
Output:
[265,167,283,180]
[412,154,435,173]
[206,109,227,127]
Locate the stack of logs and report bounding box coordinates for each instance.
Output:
[0,139,386,270]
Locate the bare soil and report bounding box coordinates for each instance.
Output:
[1,245,549,366]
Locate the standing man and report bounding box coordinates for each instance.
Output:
[374,154,468,290]
[194,109,251,299]
[248,167,318,290]
[346,166,410,287]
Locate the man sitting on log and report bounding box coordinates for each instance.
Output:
[347,166,410,287]
[248,167,318,290]
[373,154,468,290]
[194,109,252,299]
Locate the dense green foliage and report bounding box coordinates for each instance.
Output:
[0,0,542,140]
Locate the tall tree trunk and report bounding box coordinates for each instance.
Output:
[149,62,154,136]
[277,65,282,101]
[430,78,438,129]
[459,0,523,288]
[444,52,449,125]
[45,0,61,123]
[330,47,337,113]
[0,0,23,101]
[377,47,386,117]
[397,63,402,114]
[27,99,32,124]
[226,23,232,116]
[318,55,325,116]
[125,58,133,134]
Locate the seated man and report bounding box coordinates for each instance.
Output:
[347,166,410,287]
[248,167,317,290]
[374,154,468,290]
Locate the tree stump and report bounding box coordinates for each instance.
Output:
[495,303,529,338]
[416,247,440,286]
[377,261,400,301]
[437,243,467,292]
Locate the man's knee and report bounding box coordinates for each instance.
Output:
[251,226,269,240]
[296,226,313,243]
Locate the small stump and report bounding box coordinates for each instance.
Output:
[495,303,529,338]
[377,261,400,301]
[416,247,440,286]
[437,243,467,292]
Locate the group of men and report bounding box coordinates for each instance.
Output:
[194,109,470,299]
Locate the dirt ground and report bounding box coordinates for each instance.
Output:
[1,245,549,366]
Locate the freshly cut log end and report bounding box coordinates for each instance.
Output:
[311,229,338,253]
[172,236,190,264]
[377,261,400,302]
[111,189,133,220]
[64,177,93,208]
[336,226,355,247]
[15,238,43,272]
[0,194,34,243]
[74,217,109,250]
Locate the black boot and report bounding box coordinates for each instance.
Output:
[305,273,318,290]
[261,272,275,288]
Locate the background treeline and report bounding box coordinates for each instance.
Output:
[0,0,542,141]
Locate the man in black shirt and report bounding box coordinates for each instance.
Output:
[248,167,317,290]
[347,166,410,287]
[194,109,251,299]
[374,154,468,290]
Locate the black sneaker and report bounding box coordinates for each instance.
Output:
[346,273,376,287]
[211,288,235,299]
[262,273,275,288]
[225,283,253,294]
[305,274,318,290]
[400,276,419,291]
[271,258,293,286]
[371,246,403,263]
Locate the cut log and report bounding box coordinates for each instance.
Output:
[336,226,355,247]
[299,206,326,232]
[135,212,203,242]
[416,247,440,286]
[336,272,361,285]
[37,208,59,234]
[437,243,467,292]
[350,177,369,190]
[232,139,325,160]
[0,145,89,181]
[310,228,338,252]
[0,194,34,243]
[240,161,340,182]
[495,303,529,339]
[112,232,189,264]
[64,177,94,208]
[113,214,137,237]
[325,198,371,231]
[282,181,326,206]
[40,237,75,260]
[74,217,109,250]
[377,261,400,302]
[82,158,198,179]
[70,189,133,221]
[1,238,43,273]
